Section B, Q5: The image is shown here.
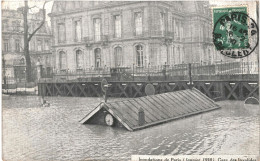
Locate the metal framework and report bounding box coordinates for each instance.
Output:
[38,80,259,100]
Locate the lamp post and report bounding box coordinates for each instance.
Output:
[241,59,244,75]
[133,63,135,81]
[2,56,6,85]
[163,62,167,81]
[148,63,151,81]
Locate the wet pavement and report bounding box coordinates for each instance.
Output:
[2,95,259,161]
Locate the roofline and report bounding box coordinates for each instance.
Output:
[79,102,133,131]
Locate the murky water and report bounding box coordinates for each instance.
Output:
[2,95,259,161]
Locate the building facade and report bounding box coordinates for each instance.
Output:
[2,8,52,82]
[49,1,250,73]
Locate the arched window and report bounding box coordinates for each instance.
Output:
[136,45,144,67]
[94,48,101,67]
[59,51,66,69]
[114,46,122,66]
[76,50,83,69]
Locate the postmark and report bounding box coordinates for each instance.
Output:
[213,6,258,58]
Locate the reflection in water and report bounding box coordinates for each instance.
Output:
[2,96,259,160]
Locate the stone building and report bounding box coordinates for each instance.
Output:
[49,1,245,73]
[2,8,52,82]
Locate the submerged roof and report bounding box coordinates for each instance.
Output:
[80,88,221,131]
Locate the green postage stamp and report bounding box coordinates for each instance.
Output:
[212,6,258,58]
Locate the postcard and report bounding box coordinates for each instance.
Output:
[1,0,259,160]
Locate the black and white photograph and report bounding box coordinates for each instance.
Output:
[1,0,259,160]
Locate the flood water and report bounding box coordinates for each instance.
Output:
[2,95,259,161]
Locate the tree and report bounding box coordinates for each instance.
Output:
[22,0,48,82]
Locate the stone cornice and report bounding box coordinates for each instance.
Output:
[52,36,190,48]
[49,2,143,17]
[2,31,52,37]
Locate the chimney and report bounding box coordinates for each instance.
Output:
[138,107,145,126]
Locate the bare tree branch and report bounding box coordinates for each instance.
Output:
[20,46,24,51]
[28,1,47,42]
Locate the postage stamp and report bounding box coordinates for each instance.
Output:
[212,6,259,58]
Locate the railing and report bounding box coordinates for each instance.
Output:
[48,61,258,82]
[2,76,37,94]
[52,67,111,81]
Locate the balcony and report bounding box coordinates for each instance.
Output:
[84,31,175,45]
[144,30,174,38]
[84,35,110,48]
[175,36,180,41]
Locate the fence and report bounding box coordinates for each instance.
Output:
[41,61,258,82]
[2,66,39,94]
[2,76,37,95]
[52,67,111,80]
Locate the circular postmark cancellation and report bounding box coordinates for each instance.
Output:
[213,12,259,58]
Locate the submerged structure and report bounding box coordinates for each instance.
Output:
[80,88,221,131]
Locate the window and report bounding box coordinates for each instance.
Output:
[104,18,109,35]
[172,18,175,36]
[29,41,35,51]
[45,56,48,66]
[74,1,81,8]
[2,20,8,31]
[58,23,65,42]
[3,40,9,52]
[59,51,67,69]
[176,22,179,37]
[136,45,144,67]
[135,12,142,36]
[15,39,20,52]
[44,40,49,50]
[94,48,101,67]
[44,55,51,66]
[37,40,42,51]
[76,50,83,69]
[17,21,21,31]
[203,25,206,41]
[94,18,101,41]
[12,21,17,31]
[114,47,123,66]
[114,15,121,38]
[150,47,158,65]
[179,23,183,39]
[20,58,25,65]
[93,1,99,6]
[177,47,181,64]
[160,12,165,33]
[172,46,175,64]
[208,48,212,64]
[74,20,81,42]
[12,20,21,31]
